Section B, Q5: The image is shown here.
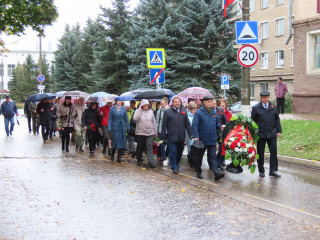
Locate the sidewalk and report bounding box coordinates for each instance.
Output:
[279,113,320,121]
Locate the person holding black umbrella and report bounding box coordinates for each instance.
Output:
[36,98,51,143]
[29,101,40,135]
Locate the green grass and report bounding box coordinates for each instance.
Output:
[16,103,24,109]
[268,120,320,160]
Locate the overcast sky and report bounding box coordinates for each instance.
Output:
[3,0,139,51]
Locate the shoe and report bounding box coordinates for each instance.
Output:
[222,162,226,167]
[117,158,125,162]
[131,151,136,158]
[163,160,168,167]
[136,161,142,166]
[90,150,94,156]
[29,130,32,133]
[43,140,47,143]
[66,149,69,153]
[110,156,114,161]
[79,146,84,152]
[9,131,12,135]
[50,137,53,140]
[75,145,79,152]
[219,172,225,179]
[108,148,112,156]
[269,172,281,178]
[62,146,65,151]
[173,170,179,174]
[102,148,106,155]
[148,163,156,168]
[259,172,265,177]
[197,173,203,179]
[214,173,220,181]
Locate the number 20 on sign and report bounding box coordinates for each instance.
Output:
[237,45,258,68]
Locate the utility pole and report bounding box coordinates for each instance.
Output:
[241,0,251,116]
[39,36,43,75]
[1,54,4,99]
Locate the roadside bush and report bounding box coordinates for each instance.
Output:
[285,94,292,113]
[16,103,24,109]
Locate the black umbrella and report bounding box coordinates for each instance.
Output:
[134,89,174,100]
[25,93,56,103]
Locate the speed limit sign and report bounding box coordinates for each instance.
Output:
[237,45,258,67]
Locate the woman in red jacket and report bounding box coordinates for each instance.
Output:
[218,98,232,122]
[99,101,113,155]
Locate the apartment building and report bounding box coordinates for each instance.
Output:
[234,0,294,101]
[292,0,320,114]
[0,35,54,96]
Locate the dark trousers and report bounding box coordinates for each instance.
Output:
[41,124,50,141]
[192,145,219,175]
[216,141,225,166]
[257,137,278,174]
[276,98,285,114]
[32,117,40,134]
[168,141,185,171]
[61,127,72,150]
[87,129,100,151]
[135,135,155,166]
[27,116,32,132]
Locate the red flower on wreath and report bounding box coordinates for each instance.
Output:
[230,142,237,150]
[248,147,254,154]
[212,114,216,117]
[240,142,246,148]
[181,111,186,115]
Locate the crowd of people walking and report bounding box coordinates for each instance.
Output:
[1,88,283,180]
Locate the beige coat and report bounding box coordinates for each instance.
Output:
[133,99,157,136]
[72,104,86,131]
[56,103,74,128]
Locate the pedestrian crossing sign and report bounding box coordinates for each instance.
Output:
[146,48,166,68]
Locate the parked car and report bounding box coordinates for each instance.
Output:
[228,101,260,114]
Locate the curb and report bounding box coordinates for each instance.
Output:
[265,153,320,169]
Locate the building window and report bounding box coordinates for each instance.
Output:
[250,84,255,98]
[261,22,269,39]
[7,64,15,77]
[261,0,268,9]
[276,18,284,36]
[314,35,320,69]
[276,0,284,5]
[250,0,255,13]
[261,52,268,69]
[260,83,268,91]
[276,50,284,68]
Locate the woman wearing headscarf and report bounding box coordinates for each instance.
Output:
[108,97,130,162]
[134,99,157,167]
[56,96,74,152]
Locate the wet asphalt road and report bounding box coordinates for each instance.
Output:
[1,115,320,240]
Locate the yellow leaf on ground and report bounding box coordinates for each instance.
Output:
[257,184,261,186]
[230,232,240,235]
[181,189,185,193]
[206,212,217,216]
[300,209,305,211]
[142,168,146,171]
[130,191,134,194]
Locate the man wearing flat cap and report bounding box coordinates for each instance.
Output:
[192,95,224,180]
[251,90,282,178]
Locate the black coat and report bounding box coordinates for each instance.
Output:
[213,107,228,139]
[49,103,57,131]
[161,107,193,142]
[251,101,282,139]
[36,101,51,125]
[81,105,101,129]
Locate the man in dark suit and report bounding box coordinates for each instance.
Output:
[161,96,193,174]
[251,91,282,178]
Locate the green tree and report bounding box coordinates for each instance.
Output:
[126,0,240,96]
[9,55,38,102]
[0,0,58,50]
[53,24,83,91]
[90,0,131,94]
[78,18,106,92]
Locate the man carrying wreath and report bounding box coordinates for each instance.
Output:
[251,90,282,178]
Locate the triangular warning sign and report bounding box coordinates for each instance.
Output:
[151,52,162,63]
[239,23,257,40]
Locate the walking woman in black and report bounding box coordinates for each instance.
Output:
[56,96,74,152]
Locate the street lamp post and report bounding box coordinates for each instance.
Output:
[1,54,4,99]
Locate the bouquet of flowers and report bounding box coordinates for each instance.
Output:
[153,135,163,155]
[222,114,259,174]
